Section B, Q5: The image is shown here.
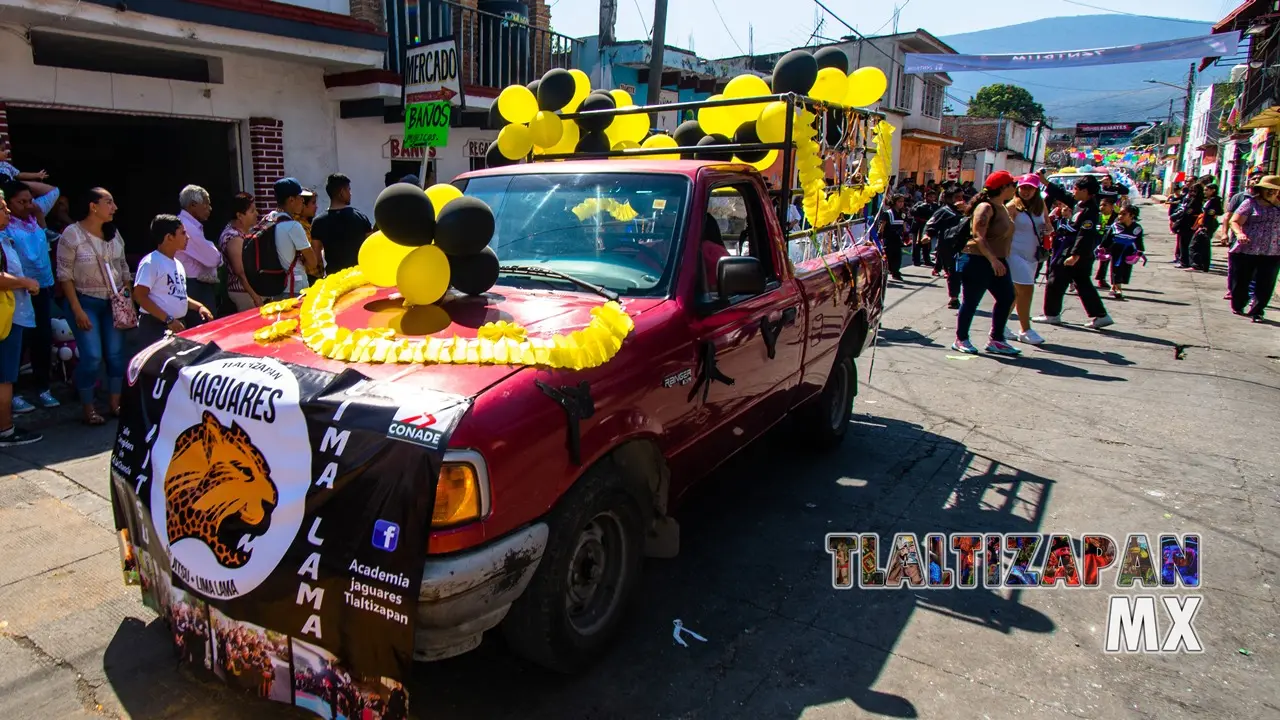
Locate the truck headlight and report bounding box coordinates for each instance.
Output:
[433,449,490,528]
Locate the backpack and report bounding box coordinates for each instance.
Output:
[241,217,297,297]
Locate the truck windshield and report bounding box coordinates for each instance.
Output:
[460,172,690,297]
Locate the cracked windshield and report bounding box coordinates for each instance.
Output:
[460,173,689,296]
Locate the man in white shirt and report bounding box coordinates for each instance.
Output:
[134,215,213,348]
[176,185,222,319]
[269,178,320,297]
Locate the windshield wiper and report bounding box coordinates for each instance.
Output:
[498,264,620,302]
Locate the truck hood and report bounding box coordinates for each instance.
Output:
[183,287,665,399]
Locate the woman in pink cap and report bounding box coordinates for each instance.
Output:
[1004,174,1050,345]
[951,170,1020,355]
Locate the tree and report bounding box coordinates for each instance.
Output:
[967,84,1045,124]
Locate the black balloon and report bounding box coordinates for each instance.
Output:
[435,197,496,256]
[696,133,734,161]
[772,50,818,95]
[486,142,519,168]
[449,247,500,296]
[576,93,616,132]
[488,103,510,131]
[526,79,541,99]
[576,130,611,154]
[814,47,850,74]
[538,68,576,112]
[733,121,767,163]
[373,183,435,247]
[673,119,706,147]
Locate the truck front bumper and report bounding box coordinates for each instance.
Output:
[414,523,549,661]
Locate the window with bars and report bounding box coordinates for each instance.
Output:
[894,68,914,112]
[922,81,943,119]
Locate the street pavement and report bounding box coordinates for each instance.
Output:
[1,198,1277,719]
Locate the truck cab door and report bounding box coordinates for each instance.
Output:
[683,181,804,476]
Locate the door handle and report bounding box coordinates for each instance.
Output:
[781,307,798,325]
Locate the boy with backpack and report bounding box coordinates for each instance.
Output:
[926,188,967,308]
[241,178,320,299]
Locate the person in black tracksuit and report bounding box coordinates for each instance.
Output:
[925,188,966,308]
[911,191,939,267]
[1173,183,1204,268]
[1036,175,1113,328]
[1093,192,1119,287]
[876,194,908,281]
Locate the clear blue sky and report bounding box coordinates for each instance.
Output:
[547,0,1230,59]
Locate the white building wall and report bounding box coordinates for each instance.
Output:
[437,127,497,183]
[277,0,352,14]
[0,27,345,196]
[335,116,391,216]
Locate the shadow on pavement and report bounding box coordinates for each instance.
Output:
[991,354,1126,382]
[1036,343,1135,366]
[1053,323,1176,348]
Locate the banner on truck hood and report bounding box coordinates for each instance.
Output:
[110,336,470,720]
[904,32,1241,73]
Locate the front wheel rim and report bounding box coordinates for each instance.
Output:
[564,511,628,636]
[828,361,851,431]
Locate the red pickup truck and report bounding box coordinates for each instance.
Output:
[184,159,885,672]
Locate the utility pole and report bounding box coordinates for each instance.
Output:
[1176,61,1194,176]
[646,0,668,109]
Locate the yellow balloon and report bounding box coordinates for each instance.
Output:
[397,245,451,306]
[845,67,888,107]
[724,74,771,127]
[358,232,416,288]
[545,119,580,156]
[530,110,564,148]
[497,84,538,124]
[757,101,792,143]
[610,140,640,160]
[738,150,778,173]
[641,133,680,160]
[810,67,848,104]
[609,89,634,108]
[699,94,741,137]
[608,111,650,145]
[425,184,462,218]
[565,69,592,112]
[497,123,533,160]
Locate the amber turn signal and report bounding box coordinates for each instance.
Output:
[433,462,483,527]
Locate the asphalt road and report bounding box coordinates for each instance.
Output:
[1,199,1277,719]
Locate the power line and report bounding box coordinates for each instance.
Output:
[631,0,650,37]
[811,0,900,69]
[708,0,746,56]
[1055,0,1157,18]
[868,0,912,38]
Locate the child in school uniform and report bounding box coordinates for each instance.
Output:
[133,215,214,348]
[1102,205,1145,300]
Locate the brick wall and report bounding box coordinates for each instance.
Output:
[349,0,385,31]
[941,117,1001,153]
[249,118,285,214]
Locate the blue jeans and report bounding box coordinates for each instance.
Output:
[956,254,1015,343]
[0,326,26,384]
[71,294,125,405]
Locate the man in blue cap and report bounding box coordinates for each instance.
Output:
[243,178,319,298]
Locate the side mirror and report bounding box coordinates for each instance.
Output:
[717,256,765,299]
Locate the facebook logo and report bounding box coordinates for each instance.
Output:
[372,520,399,552]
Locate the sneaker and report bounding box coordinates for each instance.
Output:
[1086,315,1115,330]
[1004,326,1019,341]
[984,340,1022,356]
[0,428,42,447]
[931,269,941,277]
[891,274,905,282]
[1032,314,1063,325]
[1097,279,1109,289]
[947,298,960,309]
[11,396,35,414]
[36,391,60,409]
[1252,313,1266,324]
[1017,328,1046,345]
[1224,292,1231,300]
[951,339,979,354]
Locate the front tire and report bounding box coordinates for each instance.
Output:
[795,353,856,449]
[501,461,646,673]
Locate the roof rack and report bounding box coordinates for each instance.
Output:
[530,92,888,224]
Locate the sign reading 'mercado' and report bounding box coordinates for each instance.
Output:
[404,37,463,106]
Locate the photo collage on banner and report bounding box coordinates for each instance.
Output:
[110,336,470,719]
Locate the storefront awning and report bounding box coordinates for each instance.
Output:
[901,129,963,147]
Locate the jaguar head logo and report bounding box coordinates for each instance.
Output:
[164,411,278,568]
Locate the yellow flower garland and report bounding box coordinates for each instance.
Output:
[254,266,636,370]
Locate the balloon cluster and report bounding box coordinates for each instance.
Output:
[358,182,500,305]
